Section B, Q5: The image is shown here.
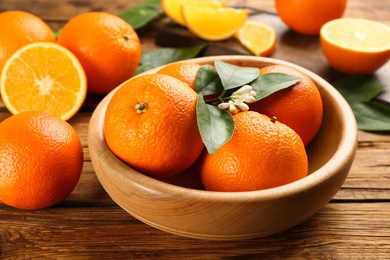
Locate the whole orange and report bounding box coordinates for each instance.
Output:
[0,111,84,210]
[199,111,308,192]
[156,62,201,89]
[275,0,347,35]
[250,65,323,146]
[104,73,204,177]
[0,10,56,73]
[57,12,141,94]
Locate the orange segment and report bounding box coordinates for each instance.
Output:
[320,18,390,74]
[0,42,87,121]
[161,0,226,27]
[234,20,276,56]
[182,6,248,41]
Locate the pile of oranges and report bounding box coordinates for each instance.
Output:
[0,10,142,122]
[0,10,142,210]
[104,61,323,192]
[1,0,388,210]
[161,0,390,75]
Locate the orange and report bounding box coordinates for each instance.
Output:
[0,10,56,73]
[57,12,141,94]
[0,42,87,121]
[104,73,204,177]
[249,65,323,146]
[275,0,347,35]
[320,18,390,75]
[156,62,201,89]
[199,111,308,192]
[234,20,277,57]
[182,5,248,41]
[161,0,227,27]
[0,111,83,210]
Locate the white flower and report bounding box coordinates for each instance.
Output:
[234,85,253,95]
[231,85,256,102]
[218,85,257,114]
[218,101,239,114]
[228,102,239,114]
[217,100,233,110]
[236,102,249,112]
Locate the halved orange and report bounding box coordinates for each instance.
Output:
[234,20,277,56]
[320,18,390,74]
[182,6,248,41]
[161,0,226,27]
[0,42,87,121]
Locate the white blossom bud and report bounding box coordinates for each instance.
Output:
[243,95,256,103]
[236,102,249,112]
[234,85,253,95]
[228,103,239,114]
[217,102,231,110]
[236,93,250,104]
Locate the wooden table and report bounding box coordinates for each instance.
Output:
[1,0,390,258]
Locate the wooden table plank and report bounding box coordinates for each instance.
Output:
[1,203,390,258]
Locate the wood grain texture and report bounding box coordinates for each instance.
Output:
[1,0,390,257]
[1,204,390,259]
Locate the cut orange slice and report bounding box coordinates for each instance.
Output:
[161,0,226,27]
[0,42,87,121]
[320,18,390,74]
[234,20,277,56]
[182,6,248,41]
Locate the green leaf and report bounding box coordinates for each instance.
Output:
[251,73,301,101]
[350,101,390,131]
[333,75,384,103]
[53,28,61,39]
[332,76,390,132]
[196,94,235,154]
[194,65,224,96]
[215,60,260,90]
[118,0,163,30]
[135,44,207,75]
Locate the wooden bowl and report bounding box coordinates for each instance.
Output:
[88,56,358,240]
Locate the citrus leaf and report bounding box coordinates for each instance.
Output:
[196,94,234,154]
[333,75,384,103]
[215,60,260,90]
[251,73,301,101]
[118,0,163,30]
[350,101,390,131]
[332,76,390,132]
[195,65,224,96]
[53,28,61,39]
[135,44,207,75]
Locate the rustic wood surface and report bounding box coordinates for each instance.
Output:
[1,0,390,258]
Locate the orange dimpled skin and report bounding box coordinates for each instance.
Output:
[199,111,308,192]
[275,0,347,35]
[0,111,84,210]
[250,65,323,146]
[104,74,204,177]
[156,62,201,89]
[0,10,56,72]
[57,12,141,94]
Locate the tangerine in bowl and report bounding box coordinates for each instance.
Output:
[88,56,358,240]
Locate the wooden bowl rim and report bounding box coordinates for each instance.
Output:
[89,55,358,202]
